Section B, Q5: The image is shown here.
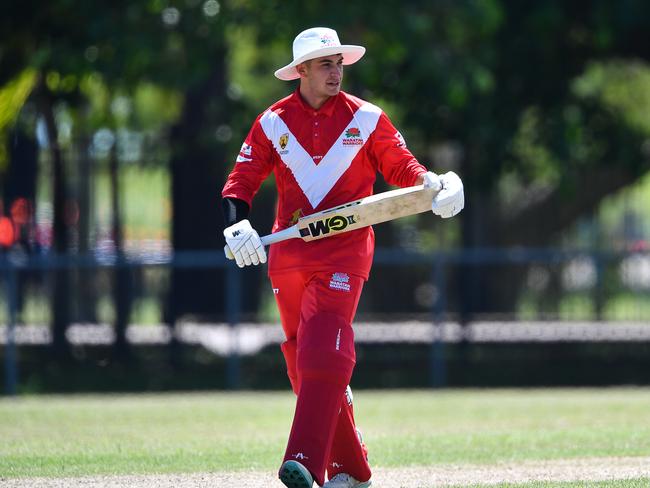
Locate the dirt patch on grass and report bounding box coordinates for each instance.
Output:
[3,456,649,487]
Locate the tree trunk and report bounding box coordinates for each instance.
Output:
[456,165,648,317]
[75,130,97,323]
[38,74,71,360]
[109,135,131,360]
[167,44,263,327]
[5,127,38,317]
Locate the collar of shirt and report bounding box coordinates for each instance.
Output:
[292,88,339,118]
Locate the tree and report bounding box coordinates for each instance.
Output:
[221,0,650,319]
[3,0,650,333]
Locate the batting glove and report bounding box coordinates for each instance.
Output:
[224,244,235,260]
[423,171,443,191]
[223,219,267,268]
[429,171,464,218]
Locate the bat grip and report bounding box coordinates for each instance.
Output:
[260,225,300,246]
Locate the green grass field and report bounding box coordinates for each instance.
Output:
[1,388,649,487]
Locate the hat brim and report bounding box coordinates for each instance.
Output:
[274,45,366,81]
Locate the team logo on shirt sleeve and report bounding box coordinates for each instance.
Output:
[236,142,253,163]
[395,131,407,148]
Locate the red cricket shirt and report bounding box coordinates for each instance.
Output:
[222,89,427,279]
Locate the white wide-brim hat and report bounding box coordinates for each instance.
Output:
[274,27,366,81]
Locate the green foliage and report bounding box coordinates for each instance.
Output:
[93,165,170,238]
[4,0,650,234]
[133,83,182,130]
[2,0,650,320]
[573,60,650,135]
[510,107,561,185]
[0,69,37,171]
[598,171,650,245]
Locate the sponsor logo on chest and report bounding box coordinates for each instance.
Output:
[342,127,364,146]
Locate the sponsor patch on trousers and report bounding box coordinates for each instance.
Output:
[329,272,351,292]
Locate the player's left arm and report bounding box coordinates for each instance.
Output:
[370,112,427,187]
[370,112,464,218]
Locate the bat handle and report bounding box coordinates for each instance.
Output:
[224,225,295,260]
[260,225,301,246]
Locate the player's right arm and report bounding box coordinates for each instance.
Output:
[222,115,275,267]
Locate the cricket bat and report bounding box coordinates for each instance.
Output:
[260,181,441,246]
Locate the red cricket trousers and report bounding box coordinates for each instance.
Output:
[271,269,372,486]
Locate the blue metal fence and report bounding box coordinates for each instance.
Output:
[2,247,650,394]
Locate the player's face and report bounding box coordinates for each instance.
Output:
[298,54,344,107]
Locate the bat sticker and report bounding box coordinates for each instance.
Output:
[299,214,358,238]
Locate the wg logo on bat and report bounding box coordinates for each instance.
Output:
[300,214,358,238]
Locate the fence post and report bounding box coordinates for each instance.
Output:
[429,253,447,388]
[225,264,241,389]
[3,263,18,396]
[593,250,605,321]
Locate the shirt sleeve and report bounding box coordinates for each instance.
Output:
[221,113,275,207]
[369,112,427,187]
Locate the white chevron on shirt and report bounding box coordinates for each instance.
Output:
[259,102,382,208]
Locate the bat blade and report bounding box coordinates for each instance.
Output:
[260,184,438,246]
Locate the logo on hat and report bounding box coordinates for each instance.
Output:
[274,27,366,81]
[320,34,337,47]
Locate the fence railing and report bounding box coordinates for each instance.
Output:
[2,247,650,394]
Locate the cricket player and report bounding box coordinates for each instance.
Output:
[222,27,464,488]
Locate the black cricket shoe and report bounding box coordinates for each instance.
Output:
[279,460,314,488]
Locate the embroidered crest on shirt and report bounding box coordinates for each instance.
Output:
[330,272,351,292]
[343,127,363,146]
[278,133,289,154]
